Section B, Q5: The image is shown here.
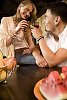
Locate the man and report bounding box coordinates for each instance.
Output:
[31,2,67,67]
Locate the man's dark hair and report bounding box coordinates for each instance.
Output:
[46,2,67,23]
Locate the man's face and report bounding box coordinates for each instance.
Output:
[44,9,56,32]
[20,4,33,20]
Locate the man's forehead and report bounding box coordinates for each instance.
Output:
[45,9,51,16]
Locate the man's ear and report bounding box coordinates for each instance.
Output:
[54,16,61,25]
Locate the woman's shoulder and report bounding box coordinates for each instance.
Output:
[1,16,13,22]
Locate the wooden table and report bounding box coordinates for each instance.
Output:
[0,64,62,100]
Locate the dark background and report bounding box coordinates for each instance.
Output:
[0,0,60,21]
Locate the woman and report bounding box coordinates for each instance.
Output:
[0,0,37,64]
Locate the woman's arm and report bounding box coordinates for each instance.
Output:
[22,32,35,54]
[0,17,14,47]
[27,33,35,48]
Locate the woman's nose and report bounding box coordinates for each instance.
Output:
[27,12,30,16]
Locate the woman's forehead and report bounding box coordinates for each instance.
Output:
[20,4,33,12]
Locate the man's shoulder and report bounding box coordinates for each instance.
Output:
[59,25,67,37]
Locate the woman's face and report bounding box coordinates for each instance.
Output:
[44,9,56,32]
[19,4,33,20]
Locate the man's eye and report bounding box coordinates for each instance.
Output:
[44,15,47,18]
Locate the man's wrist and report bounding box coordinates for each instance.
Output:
[36,36,44,44]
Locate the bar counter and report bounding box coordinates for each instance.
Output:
[0,64,62,100]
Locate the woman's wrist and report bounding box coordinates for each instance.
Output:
[10,33,16,39]
[10,35,15,39]
[15,27,19,33]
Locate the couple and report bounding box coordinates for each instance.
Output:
[0,0,67,67]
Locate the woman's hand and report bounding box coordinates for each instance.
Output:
[35,55,48,67]
[23,46,34,54]
[23,48,31,54]
[31,27,43,39]
[15,20,29,33]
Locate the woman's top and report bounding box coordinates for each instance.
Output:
[0,16,30,58]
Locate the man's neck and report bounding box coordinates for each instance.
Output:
[53,23,66,36]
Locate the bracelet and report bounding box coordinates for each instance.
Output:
[10,34,17,39]
[36,36,44,44]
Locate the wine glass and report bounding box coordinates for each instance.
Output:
[30,21,39,29]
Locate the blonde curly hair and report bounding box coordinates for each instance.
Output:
[13,0,37,23]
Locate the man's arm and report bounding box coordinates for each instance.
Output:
[31,27,67,67]
[32,45,48,67]
[38,38,67,67]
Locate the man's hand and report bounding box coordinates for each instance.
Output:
[31,27,43,39]
[35,55,48,67]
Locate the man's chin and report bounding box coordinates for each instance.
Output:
[45,29,51,32]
